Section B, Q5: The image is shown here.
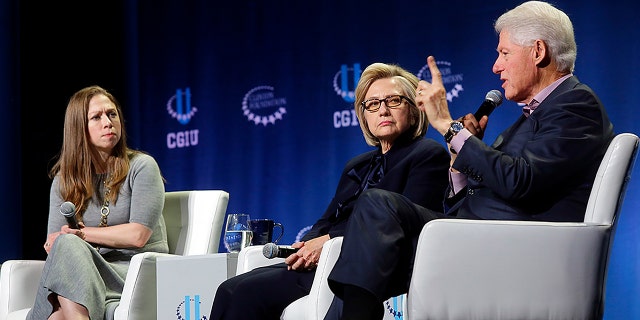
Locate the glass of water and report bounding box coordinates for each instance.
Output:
[223,213,253,252]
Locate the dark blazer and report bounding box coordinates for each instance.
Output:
[450,76,614,222]
[303,133,450,241]
[210,134,449,320]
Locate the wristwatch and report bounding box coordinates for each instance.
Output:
[444,120,464,143]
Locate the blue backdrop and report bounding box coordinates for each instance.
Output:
[5,1,639,318]
[117,1,640,318]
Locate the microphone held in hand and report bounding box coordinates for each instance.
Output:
[473,89,503,120]
[262,242,299,259]
[60,201,80,229]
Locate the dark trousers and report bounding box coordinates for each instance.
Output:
[210,262,315,320]
[327,189,446,304]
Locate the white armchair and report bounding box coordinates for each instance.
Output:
[279,237,345,320]
[237,237,404,320]
[0,189,229,320]
[237,133,639,320]
[405,133,639,320]
[235,237,345,320]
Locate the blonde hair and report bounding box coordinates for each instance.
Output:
[354,63,428,147]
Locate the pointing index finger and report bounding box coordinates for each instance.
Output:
[427,56,443,87]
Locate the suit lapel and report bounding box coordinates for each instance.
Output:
[491,76,579,150]
[492,115,527,149]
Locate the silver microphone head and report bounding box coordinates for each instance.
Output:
[60,201,76,217]
[262,242,278,259]
[486,89,503,106]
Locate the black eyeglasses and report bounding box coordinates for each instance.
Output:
[361,95,413,112]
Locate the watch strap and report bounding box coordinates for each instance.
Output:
[444,121,463,143]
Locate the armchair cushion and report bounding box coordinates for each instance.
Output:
[407,219,610,320]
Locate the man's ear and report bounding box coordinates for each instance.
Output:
[533,39,551,68]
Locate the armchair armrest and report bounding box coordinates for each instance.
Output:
[114,252,176,320]
[235,245,284,275]
[234,239,345,319]
[116,252,239,320]
[0,260,45,318]
[281,237,344,320]
[406,219,611,320]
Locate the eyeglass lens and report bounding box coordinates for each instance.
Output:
[363,95,404,112]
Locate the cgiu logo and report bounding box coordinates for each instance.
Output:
[332,63,362,129]
[166,87,200,149]
[175,295,207,320]
[167,88,198,125]
[384,294,404,320]
[332,63,362,103]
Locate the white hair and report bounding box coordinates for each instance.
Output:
[495,1,577,73]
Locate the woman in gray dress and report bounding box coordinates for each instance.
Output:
[28,85,168,319]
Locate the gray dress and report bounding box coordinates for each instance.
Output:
[27,153,168,320]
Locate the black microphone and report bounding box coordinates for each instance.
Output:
[60,201,80,229]
[262,242,299,259]
[473,89,503,120]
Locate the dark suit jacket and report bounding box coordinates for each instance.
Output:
[450,76,614,222]
[303,133,450,241]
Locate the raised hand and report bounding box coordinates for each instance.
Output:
[415,56,454,136]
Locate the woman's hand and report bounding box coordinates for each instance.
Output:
[45,224,87,254]
[285,234,330,271]
[43,232,61,254]
[61,223,86,240]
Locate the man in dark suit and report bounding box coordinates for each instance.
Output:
[327,1,614,319]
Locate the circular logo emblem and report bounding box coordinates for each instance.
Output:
[417,60,464,102]
[242,86,287,126]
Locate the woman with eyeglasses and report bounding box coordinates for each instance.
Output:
[210,62,451,319]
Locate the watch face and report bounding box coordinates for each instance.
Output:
[451,121,464,132]
[444,121,464,143]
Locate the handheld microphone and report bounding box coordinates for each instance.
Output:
[473,89,503,120]
[60,201,80,229]
[262,242,299,259]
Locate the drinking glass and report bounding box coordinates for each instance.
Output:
[223,213,253,252]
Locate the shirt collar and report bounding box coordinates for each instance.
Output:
[523,74,573,116]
